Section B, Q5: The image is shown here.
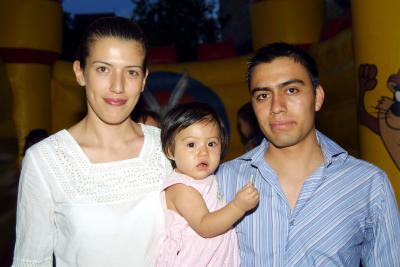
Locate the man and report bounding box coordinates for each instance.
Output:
[217,42,400,266]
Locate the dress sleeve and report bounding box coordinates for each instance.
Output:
[12,150,54,267]
[362,171,400,266]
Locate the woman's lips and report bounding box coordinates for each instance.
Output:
[104,98,127,106]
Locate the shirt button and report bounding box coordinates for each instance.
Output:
[289,220,294,226]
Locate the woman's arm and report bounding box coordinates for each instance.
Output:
[165,183,259,238]
[12,150,55,267]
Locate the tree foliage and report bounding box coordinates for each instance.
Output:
[131,0,223,61]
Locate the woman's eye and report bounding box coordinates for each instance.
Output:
[96,66,108,73]
[128,70,139,76]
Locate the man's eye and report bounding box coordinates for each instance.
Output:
[287,87,298,94]
[256,93,268,101]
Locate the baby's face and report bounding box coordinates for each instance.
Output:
[169,121,221,180]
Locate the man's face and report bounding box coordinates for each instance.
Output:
[249,57,324,149]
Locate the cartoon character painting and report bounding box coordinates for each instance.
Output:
[358,64,400,169]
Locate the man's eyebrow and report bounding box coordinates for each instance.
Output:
[250,87,270,96]
[280,79,305,87]
[250,79,306,95]
[92,61,111,66]
[92,61,143,69]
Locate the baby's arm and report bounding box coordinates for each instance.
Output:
[165,183,259,238]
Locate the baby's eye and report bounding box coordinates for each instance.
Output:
[187,142,195,148]
[208,141,218,147]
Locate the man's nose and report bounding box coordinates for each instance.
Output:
[271,93,286,114]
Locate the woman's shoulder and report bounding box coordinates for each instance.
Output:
[141,124,161,138]
[27,129,69,154]
[141,124,163,151]
[22,129,75,174]
[140,124,171,169]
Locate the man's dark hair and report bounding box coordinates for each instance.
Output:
[247,42,319,90]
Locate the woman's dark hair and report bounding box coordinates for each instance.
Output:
[160,102,229,164]
[76,16,148,70]
[247,42,319,90]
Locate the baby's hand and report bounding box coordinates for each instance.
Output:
[232,183,259,212]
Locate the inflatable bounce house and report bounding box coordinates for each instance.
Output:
[1,0,400,263]
[0,1,399,250]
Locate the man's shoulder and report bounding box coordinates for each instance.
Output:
[343,154,384,174]
[219,157,244,173]
[221,148,257,168]
[217,149,258,180]
[332,154,389,189]
[318,131,385,177]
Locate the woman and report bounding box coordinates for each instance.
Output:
[12,17,172,266]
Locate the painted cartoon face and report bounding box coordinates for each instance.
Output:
[168,121,222,180]
[387,71,400,117]
[73,37,148,125]
[379,69,400,168]
[358,64,400,169]
[250,57,324,149]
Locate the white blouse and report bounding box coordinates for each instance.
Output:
[12,124,173,267]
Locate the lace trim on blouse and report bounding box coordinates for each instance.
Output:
[41,125,170,203]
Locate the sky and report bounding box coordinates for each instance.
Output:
[62,0,219,18]
[62,0,135,18]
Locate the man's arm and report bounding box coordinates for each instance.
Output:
[362,171,400,266]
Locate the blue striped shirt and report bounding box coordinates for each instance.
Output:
[217,131,400,266]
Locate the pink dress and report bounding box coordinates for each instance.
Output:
[157,170,240,267]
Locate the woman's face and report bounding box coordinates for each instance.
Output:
[73,37,148,125]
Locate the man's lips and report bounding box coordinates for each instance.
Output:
[104,98,127,106]
[270,121,295,130]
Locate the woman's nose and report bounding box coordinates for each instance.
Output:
[111,72,124,94]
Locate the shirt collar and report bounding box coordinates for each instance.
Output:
[238,130,348,167]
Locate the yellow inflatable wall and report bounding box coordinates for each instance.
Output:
[0,0,399,203]
[353,0,400,203]
[0,0,62,162]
